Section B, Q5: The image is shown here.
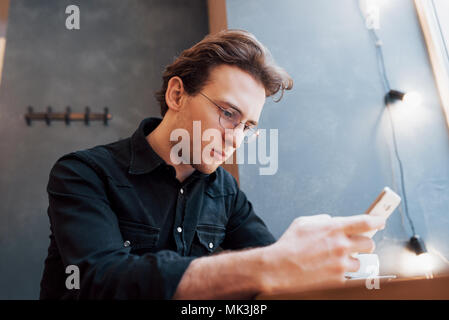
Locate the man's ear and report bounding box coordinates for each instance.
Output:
[165,76,187,112]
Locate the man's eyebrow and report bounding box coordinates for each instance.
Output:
[219,100,258,126]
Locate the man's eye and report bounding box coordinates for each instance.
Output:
[222,109,235,119]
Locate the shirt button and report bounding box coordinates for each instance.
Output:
[180,188,184,194]
[177,227,182,233]
[124,240,131,247]
[209,242,214,249]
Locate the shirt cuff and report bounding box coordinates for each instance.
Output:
[140,250,196,299]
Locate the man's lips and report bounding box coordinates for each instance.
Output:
[212,149,227,160]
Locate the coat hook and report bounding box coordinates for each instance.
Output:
[25,106,33,126]
[45,106,52,126]
[25,106,112,126]
[103,107,109,126]
[65,106,71,125]
[84,106,90,126]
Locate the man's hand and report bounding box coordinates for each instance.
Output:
[173,214,385,299]
[259,214,386,295]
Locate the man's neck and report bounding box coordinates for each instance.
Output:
[146,119,195,183]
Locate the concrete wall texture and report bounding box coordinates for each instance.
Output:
[0,0,208,299]
[227,0,449,277]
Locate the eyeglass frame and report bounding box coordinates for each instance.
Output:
[198,92,260,141]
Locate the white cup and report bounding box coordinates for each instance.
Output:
[345,253,380,278]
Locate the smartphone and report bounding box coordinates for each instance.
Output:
[363,187,401,238]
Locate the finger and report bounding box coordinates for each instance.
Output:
[297,214,332,222]
[347,234,375,253]
[326,256,360,274]
[314,214,332,219]
[294,214,332,227]
[345,256,361,273]
[333,215,386,235]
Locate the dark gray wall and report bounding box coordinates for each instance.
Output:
[0,0,208,299]
[227,0,449,276]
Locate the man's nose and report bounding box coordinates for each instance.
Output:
[224,126,245,150]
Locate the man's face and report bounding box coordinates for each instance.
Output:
[178,64,266,174]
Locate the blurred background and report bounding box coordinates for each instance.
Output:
[0,0,448,299]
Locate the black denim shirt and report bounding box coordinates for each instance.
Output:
[40,117,275,300]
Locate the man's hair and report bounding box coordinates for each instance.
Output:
[155,29,293,116]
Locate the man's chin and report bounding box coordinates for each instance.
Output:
[192,162,220,175]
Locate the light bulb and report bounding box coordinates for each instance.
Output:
[400,250,436,277]
[416,252,434,273]
[402,91,422,106]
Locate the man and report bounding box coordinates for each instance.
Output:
[40,29,385,299]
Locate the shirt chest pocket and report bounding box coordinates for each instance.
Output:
[189,225,226,257]
[201,186,235,226]
[118,219,160,255]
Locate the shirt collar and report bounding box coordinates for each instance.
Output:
[129,117,216,183]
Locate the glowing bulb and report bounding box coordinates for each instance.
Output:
[416,253,434,273]
[402,92,422,106]
[399,250,437,277]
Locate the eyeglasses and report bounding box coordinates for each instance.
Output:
[199,92,260,143]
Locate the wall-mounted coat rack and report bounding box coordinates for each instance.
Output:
[25,106,112,126]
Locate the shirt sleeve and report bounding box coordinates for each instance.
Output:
[221,176,276,250]
[46,155,195,299]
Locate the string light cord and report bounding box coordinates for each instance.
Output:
[357,0,449,270]
[369,26,413,235]
[368,28,391,92]
[357,3,417,237]
[385,103,416,235]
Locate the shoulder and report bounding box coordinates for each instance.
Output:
[49,138,131,183]
[207,166,239,197]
